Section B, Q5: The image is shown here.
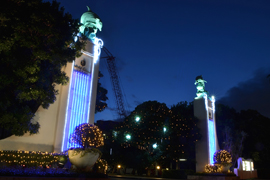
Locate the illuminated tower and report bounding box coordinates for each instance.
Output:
[56,38,103,152]
[193,76,219,172]
[56,7,103,152]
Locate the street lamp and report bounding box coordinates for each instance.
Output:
[126,134,131,140]
[153,143,157,149]
[163,127,167,132]
[135,116,140,122]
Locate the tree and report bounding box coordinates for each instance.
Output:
[70,123,104,149]
[236,109,270,168]
[115,101,171,172]
[95,72,108,113]
[215,104,247,168]
[221,126,247,169]
[215,104,238,148]
[113,101,201,171]
[216,104,270,169]
[0,0,85,136]
[162,101,201,170]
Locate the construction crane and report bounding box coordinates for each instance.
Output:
[101,46,128,118]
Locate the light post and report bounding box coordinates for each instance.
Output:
[135,116,140,122]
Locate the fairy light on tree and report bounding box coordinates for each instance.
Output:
[113,100,201,171]
[162,101,201,167]
[70,123,104,149]
[213,150,232,164]
[116,101,170,149]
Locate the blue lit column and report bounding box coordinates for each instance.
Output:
[61,38,103,152]
[194,93,219,172]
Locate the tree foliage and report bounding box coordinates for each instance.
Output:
[216,104,270,168]
[0,0,85,136]
[113,101,201,171]
[70,123,104,149]
[163,101,200,167]
[115,101,170,170]
[95,72,108,113]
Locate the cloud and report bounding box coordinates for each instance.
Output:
[217,68,270,118]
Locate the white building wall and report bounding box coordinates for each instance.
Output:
[0,64,71,152]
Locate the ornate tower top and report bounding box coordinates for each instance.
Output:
[194,75,207,98]
[79,6,102,41]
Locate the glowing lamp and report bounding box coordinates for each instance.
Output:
[163,127,167,132]
[153,143,157,149]
[135,116,140,122]
[126,134,131,140]
[117,165,121,169]
[156,166,160,170]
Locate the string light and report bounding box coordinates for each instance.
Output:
[70,123,104,148]
[0,150,66,167]
[205,164,221,173]
[213,150,232,164]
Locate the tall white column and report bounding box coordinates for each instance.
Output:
[194,93,219,172]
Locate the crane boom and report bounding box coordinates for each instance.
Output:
[102,46,128,118]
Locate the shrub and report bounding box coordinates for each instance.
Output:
[204,164,220,173]
[70,123,104,149]
[0,150,66,167]
[213,150,232,164]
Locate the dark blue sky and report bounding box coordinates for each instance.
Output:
[51,0,270,120]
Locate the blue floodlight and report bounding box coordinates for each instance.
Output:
[208,119,216,165]
[62,70,91,151]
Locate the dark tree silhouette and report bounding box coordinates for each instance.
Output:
[95,72,108,113]
[0,0,85,136]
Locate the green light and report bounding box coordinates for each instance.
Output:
[126,134,131,140]
[135,116,140,122]
[163,127,167,132]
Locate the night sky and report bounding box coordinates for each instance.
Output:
[50,0,270,121]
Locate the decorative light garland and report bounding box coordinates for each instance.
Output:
[70,123,104,148]
[204,164,222,173]
[213,150,232,164]
[0,150,66,167]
